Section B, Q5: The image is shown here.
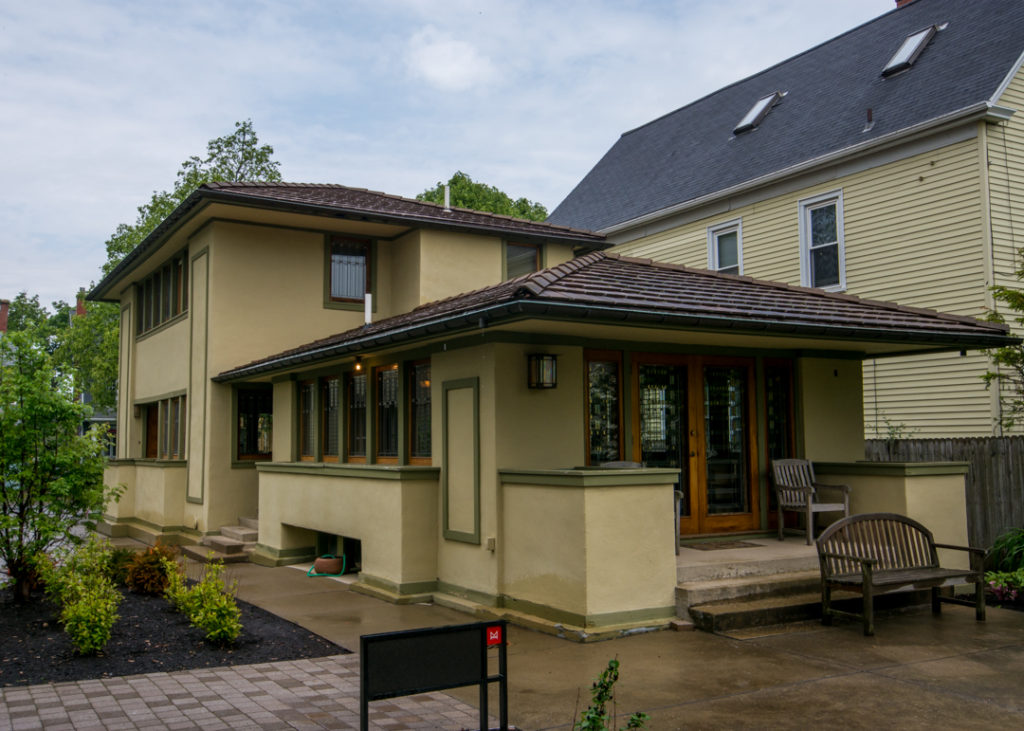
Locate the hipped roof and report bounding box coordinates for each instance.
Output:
[214,252,1015,382]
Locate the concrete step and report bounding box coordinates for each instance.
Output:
[204,535,245,554]
[220,525,257,543]
[180,543,252,564]
[238,516,259,531]
[689,589,932,634]
[677,550,818,584]
[677,570,820,616]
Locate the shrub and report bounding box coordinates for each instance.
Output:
[192,590,242,645]
[162,557,200,617]
[61,578,122,655]
[574,659,648,731]
[107,546,137,586]
[986,569,1024,604]
[125,543,178,595]
[35,535,112,606]
[988,527,1024,572]
[163,556,242,645]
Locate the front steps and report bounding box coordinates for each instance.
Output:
[181,516,258,564]
[677,538,932,634]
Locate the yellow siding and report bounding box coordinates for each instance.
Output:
[614,135,999,437]
[991,69,1024,293]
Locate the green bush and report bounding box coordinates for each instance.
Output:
[61,578,122,655]
[988,527,1024,572]
[574,659,648,731]
[35,535,112,606]
[125,543,177,595]
[107,546,137,586]
[164,556,242,645]
[985,568,1024,603]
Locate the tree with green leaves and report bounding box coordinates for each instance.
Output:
[0,330,114,601]
[985,282,1024,430]
[102,119,282,275]
[417,171,548,221]
[5,292,71,352]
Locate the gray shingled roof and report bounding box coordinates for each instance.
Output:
[214,252,1015,381]
[548,0,1024,232]
[90,182,605,301]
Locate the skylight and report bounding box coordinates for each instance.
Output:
[734,91,783,135]
[882,25,937,76]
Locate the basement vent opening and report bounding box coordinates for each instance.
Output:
[882,25,938,76]
[733,91,783,135]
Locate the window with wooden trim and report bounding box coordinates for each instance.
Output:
[764,362,795,462]
[505,242,541,279]
[799,191,845,291]
[409,361,431,464]
[329,237,371,302]
[237,386,272,461]
[347,372,367,461]
[585,351,622,465]
[142,395,187,460]
[137,252,188,335]
[376,365,400,462]
[321,377,340,462]
[298,380,316,461]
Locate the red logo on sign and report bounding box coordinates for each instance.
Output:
[486,626,502,646]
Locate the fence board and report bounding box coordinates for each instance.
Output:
[865,436,1024,548]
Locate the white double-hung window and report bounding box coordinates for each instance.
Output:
[799,191,845,291]
[707,220,742,275]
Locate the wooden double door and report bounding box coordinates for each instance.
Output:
[631,355,759,535]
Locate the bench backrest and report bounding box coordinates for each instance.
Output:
[816,512,939,576]
[771,459,816,508]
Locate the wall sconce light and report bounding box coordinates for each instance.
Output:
[527,354,557,389]
[354,356,363,372]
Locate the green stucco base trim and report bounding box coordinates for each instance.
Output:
[436,581,500,608]
[250,543,317,567]
[815,461,970,477]
[95,516,201,547]
[351,574,438,604]
[499,468,681,487]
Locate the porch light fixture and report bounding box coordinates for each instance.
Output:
[354,356,363,372]
[527,354,557,389]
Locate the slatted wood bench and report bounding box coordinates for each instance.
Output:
[816,512,986,636]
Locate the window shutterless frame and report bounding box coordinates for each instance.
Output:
[707,219,743,275]
[584,349,623,465]
[408,360,432,465]
[798,190,845,291]
[375,364,400,464]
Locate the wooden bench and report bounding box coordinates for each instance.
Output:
[816,512,986,635]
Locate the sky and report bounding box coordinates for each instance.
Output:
[1,0,898,307]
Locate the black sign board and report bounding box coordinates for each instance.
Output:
[360,620,508,731]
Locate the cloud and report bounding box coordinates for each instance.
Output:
[406,25,497,92]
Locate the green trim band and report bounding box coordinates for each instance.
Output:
[442,377,481,544]
[500,595,676,629]
[250,543,316,567]
[105,459,188,468]
[257,462,440,480]
[360,574,439,596]
[436,581,500,608]
[499,468,680,488]
[133,310,188,343]
[816,461,969,477]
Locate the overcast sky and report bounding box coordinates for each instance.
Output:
[1,0,898,307]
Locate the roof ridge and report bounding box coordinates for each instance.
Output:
[201,181,601,236]
[516,251,606,296]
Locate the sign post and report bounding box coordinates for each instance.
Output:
[360,620,509,731]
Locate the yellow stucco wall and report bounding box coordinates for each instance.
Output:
[798,358,864,461]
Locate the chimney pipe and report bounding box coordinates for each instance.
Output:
[443,184,451,212]
[76,289,87,317]
[896,0,916,7]
[0,299,9,335]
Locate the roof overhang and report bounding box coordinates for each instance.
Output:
[213,297,1017,383]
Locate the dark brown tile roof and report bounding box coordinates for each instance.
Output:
[215,252,1015,381]
[90,182,605,301]
[202,182,606,244]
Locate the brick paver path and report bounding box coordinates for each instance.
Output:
[0,654,489,730]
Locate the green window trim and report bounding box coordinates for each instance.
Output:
[441,377,480,544]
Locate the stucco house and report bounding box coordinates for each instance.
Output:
[89,181,1013,636]
[549,0,1024,438]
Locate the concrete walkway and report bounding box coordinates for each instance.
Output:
[3,560,1024,729]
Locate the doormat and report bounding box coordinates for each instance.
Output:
[682,541,760,551]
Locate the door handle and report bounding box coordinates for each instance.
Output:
[690,451,697,458]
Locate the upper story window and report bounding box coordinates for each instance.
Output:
[505,242,541,279]
[237,386,272,461]
[376,365,400,463]
[799,191,845,291]
[137,251,188,336]
[143,395,187,460]
[328,236,371,303]
[708,220,742,275]
[882,25,937,76]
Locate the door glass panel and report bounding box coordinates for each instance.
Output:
[639,365,688,516]
[704,365,749,515]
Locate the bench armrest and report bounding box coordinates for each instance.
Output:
[933,543,985,556]
[812,481,851,495]
[774,484,814,495]
[819,550,877,578]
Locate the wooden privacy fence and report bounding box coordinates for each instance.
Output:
[864,436,1024,549]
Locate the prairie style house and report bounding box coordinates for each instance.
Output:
[549,0,1024,438]
[90,181,1012,635]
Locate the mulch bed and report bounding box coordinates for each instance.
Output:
[0,587,346,688]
